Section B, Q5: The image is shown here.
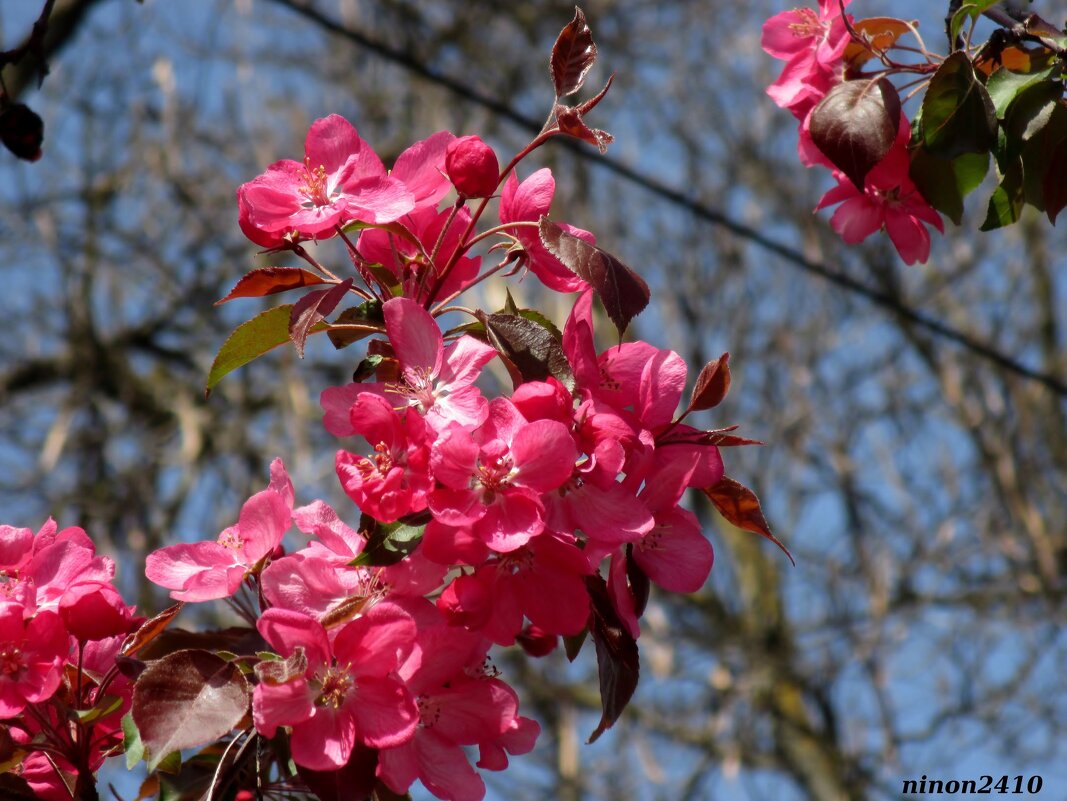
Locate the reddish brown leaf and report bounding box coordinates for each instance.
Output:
[555,105,614,154]
[131,649,250,771]
[810,78,901,190]
[0,103,44,162]
[326,300,385,350]
[551,7,597,98]
[289,278,353,358]
[703,477,794,565]
[216,267,327,305]
[121,602,183,657]
[844,17,913,67]
[576,72,615,115]
[539,217,649,336]
[1043,135,1067,224]
[584,574,639,743]
[688,353,731,412]
[477,310,574,390]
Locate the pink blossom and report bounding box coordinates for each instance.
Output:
[322,298,496,436]
[816,116,943,265]
[238,115,414,240]
[59,580,133,641]
[145,458,293,601]
[429,398,578,552]
[499,169,595,293]
[437,532,592,645]
[252,604,418,771]
[762,1,853,118]
[0,604,67,718]
[390,130,457,210]
[378,617,537,801]
[335,392,434,522]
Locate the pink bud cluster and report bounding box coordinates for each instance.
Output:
[761,0,943,264]
[0,520,139,800]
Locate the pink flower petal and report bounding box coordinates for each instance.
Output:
[253,678,315,738]
[384,297,443,376]
[352,676,419,748]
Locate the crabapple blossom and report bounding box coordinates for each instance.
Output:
[429,398,578,553]
[238,115,414,241]
[145,458,293,601]
[815,116,943,265]
[252,604,418,771]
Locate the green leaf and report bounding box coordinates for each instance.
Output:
[350,516,428,567]
[1002,80,1064,162]
[910,149,989,225]
[922,52,998,158]
[122,710,145,770]
[950,1,1001,46]
[980,160,1025,230]
[73,694,124,725]
[206,305,292,395]
[984,65,1057,118]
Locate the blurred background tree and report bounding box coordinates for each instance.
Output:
[1,1,1065,799]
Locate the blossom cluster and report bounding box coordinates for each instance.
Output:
[0,520,139,800]
[761,0,943,264]
[137,106,736,800]
[5,12,771,796]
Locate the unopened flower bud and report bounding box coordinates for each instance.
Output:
[445,135,499,198]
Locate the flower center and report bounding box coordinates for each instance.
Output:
[358,442,395,479]
[217,526,242,550]
[497,548,534,576]
[475,445,516,502]
[388,366,438,412]
[315,666,354,708]
[417,695,442,728]
[299,158,334,208]
[787,7,824,38]
[0,646,24,677]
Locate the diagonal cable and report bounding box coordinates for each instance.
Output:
[267,0,1067,399]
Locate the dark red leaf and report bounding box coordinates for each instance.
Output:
[216,267,327,305]
[131,649,251,771]
[0,103,44,162]
[810,78,901,190]
[121,602,183,657]
[539,217,650,337]
[289,278,353,358]
[624,544,651,618]
[688,353,731,412]
[476,310,574,390]
[576,72,615,115]
[555,105,614,154]
[703,477,794,565]
[551,7,597,98]
[584,574,639,743]
[563,628,588,662]
[1043,135,1067,224]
